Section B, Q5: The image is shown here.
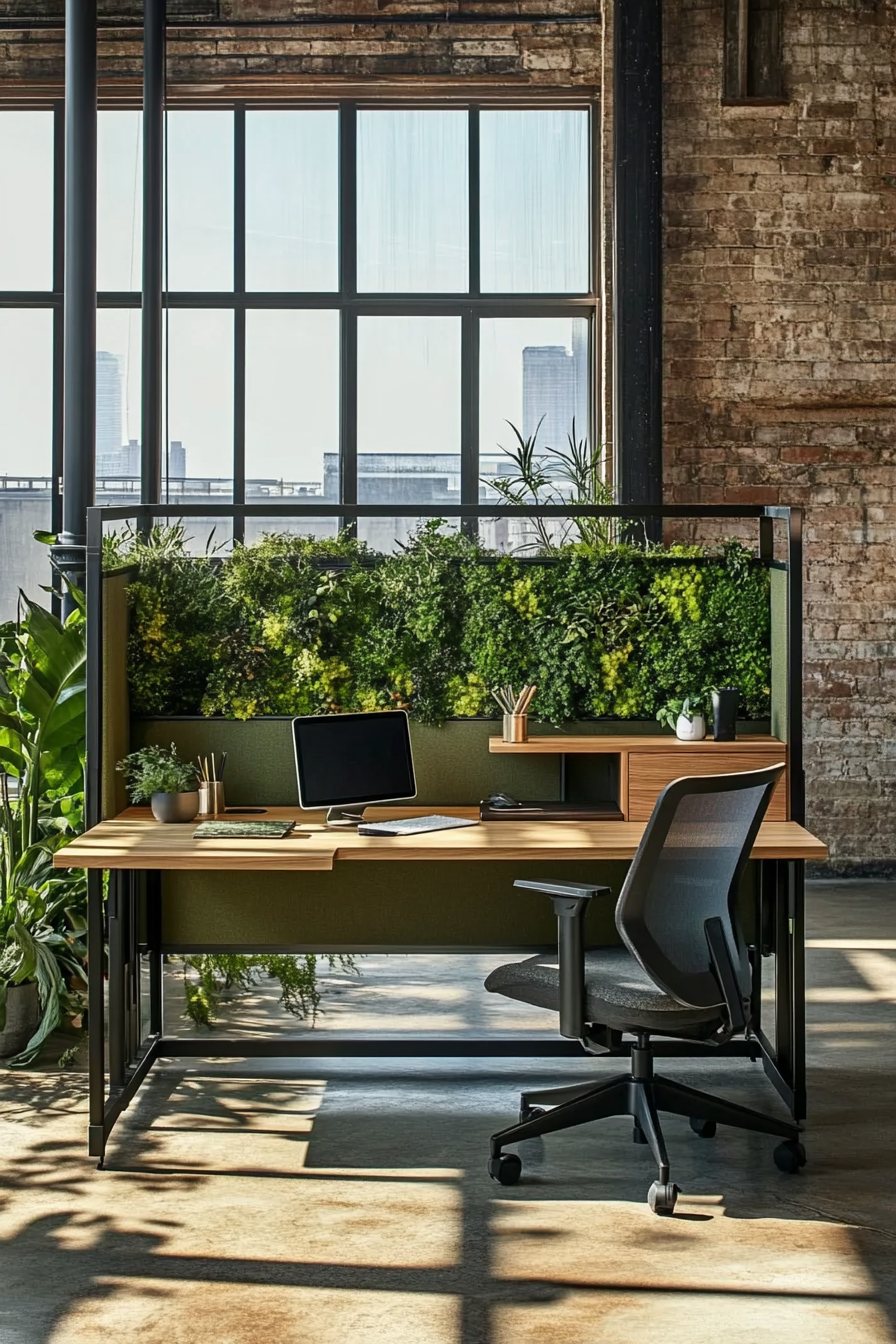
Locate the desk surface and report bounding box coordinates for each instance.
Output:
[489,733,786,754]
[55,805,828,872]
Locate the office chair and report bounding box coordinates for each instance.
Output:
[484,764,805,1215]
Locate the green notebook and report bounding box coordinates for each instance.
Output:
[195,820,296,839]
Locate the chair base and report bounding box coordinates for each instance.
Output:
[489,1038,804,1214]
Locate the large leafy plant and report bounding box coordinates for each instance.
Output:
[0,592,88,1065]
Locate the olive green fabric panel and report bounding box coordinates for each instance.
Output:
[160,860,632,951]
[131,719,634,807]
[770,567,788,746]
[102,573,131,820]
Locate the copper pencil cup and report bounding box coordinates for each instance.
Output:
[198,781,226,817]
[502,713,528,743]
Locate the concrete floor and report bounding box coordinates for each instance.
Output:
[1,880,895,1343]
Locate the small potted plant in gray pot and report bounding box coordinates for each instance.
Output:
[117,744,199,822]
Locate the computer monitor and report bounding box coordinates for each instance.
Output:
[292,710,417,827]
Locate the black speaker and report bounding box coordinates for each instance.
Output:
[712,687,739,742]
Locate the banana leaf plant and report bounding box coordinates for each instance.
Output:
[0,590,88,1066]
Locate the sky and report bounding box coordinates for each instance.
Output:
[0,107,589,483]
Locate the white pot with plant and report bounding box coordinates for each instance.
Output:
[657,695,707,742]
[117,744,200,822]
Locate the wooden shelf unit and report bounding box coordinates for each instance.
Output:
[489,734,789,822]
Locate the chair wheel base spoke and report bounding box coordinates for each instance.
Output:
[689,1117,717,1138]
[488,1153,522,1186]
[774,1140,806,1174]
[648,1181,680,1216]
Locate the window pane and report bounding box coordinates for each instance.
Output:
[246,111,338,292]
[97,111,143,292]
[358,316,461,550]
[245,310,339,500]
[479,315,590,487]
[357,111,468,293]
[0,111,54,290]
[96,309,142,493]
[480,110,589,293]
[0,310,53,619]
[163,310,234,496]
[165,111,233,291]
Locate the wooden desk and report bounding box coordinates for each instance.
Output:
[58,807,825,1164]
[489,734,790,821]
[56,806,826,872]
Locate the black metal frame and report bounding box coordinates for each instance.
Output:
[83,500,806,1164]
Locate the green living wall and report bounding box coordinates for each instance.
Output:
[108,523,772,726]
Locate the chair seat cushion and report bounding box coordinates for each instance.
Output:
[485,946,722,1035]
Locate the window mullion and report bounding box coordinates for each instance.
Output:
[339,102,358,526]
[233,103,246,539]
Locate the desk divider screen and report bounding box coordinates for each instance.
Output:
[91,504,800,952]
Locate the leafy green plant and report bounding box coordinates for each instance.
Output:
[177,951,358,1028]
[117,743,198,802]
[656,693,708,731]
[0,590,88,1066]
[486,419,614,553]
[111,523,773,727]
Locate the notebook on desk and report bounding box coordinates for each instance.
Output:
[479,799,624,822]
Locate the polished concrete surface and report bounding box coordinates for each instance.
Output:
[1,880,894,1343]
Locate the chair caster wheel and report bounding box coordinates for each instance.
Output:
[648,1181,680,1216]
[489,1153,522,1186]
[774,1140,806,1174]
[689,1117,717,1138]
[519,1105,546,1124]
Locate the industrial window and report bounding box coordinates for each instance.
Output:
[0,102,595,609]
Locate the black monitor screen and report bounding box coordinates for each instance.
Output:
[292,712,416,809]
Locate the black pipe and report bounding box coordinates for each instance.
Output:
[141,0,165,506]
[52,0,96,613]
[613,0,663,518]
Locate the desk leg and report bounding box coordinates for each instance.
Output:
[755,858,806,1123]
[87,868,106,1161]
[107,872,125,1090]
[147,872,163,1037]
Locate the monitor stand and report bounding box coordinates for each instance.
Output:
[325,806,366,829]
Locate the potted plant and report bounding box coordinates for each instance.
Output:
[656,694,707,742]
[117,744,200,822]
[0,590,88,1064]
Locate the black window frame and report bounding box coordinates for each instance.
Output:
[0,97,599,542]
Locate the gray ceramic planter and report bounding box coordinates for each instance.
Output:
[150,790,199,823]
[0,980,40,1058]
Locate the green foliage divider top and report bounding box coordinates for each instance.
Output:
[109,523,773,725]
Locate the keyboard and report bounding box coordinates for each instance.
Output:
[357,814,479,837]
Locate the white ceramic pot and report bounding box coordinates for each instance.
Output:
[151,790,200,823]
[675,713,706,742]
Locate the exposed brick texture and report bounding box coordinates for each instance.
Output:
[2,1,894,868]
[664,0,896,871]
[0,2,600,88]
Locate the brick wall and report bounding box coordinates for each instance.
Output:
[0,2,600,90]
[664,0,896,872]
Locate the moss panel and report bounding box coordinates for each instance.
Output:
[160,859,632,951]
[130,718,637,808]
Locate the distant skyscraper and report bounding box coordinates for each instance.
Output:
[168,440,186,479]
[522,327,589,451]
[95,351,123,464]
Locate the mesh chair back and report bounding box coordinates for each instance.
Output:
[616,764,785,1009]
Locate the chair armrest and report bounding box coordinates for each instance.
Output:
[514,880,612,1038]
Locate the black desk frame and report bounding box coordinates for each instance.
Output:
[84,503,806,1164]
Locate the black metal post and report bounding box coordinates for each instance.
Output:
[141,0,166,506]
[613,0,663,516]
[52,0,97,613]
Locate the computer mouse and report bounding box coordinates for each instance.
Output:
[486,792,520,809]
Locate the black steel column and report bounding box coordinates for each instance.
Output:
[613,0,663,511]
[53,0,97,608]
[141,0,166,505]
